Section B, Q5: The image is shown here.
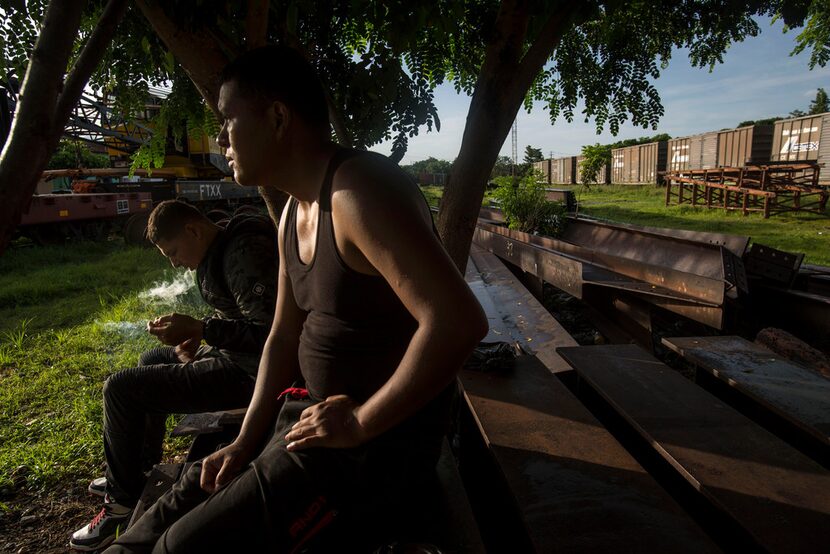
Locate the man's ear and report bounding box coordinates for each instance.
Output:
[184,222,201,240]
[269,100,291,138]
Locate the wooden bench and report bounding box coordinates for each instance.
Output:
[558,343,830,554]
[462,246,717,552]
[662,335,830,465]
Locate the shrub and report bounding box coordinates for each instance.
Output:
[492,174,567,237]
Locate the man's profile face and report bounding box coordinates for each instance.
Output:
[154,227,205,270]
[217,80,276,187]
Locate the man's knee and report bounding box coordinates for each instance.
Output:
[103,370,128,404]
[139,347,175,367]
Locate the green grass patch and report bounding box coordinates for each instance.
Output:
[0,242,178,335]
[569,185,830,265]
[422,184,829,266]
[0,241,208,493]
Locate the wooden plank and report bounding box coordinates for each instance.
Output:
[463,250,716,553]
[558,344,830,554]
[662,336,830,448]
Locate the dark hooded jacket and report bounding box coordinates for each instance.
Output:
[196,213,278,375]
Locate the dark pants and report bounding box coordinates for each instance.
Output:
[103,347,255,507]
[103,398,442,553]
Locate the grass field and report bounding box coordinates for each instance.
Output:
[0,241,205,496]
[422,184,830,266]
[570,185,830,265]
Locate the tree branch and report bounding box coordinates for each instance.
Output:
[136,0,229,114]
[516,0,582,93]
[280,29,353,146]
[0,0,86,254]
[246,0,270,49]
[53,0,129,142]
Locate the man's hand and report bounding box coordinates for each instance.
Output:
[175,337,200,363]
[284,395,369,451]
[200,441,255,494]
[147,313,203,346]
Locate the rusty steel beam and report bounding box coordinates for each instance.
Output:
[473,223,726,328]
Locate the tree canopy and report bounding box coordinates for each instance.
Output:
[809,87,829,114]
[2,0,829,262]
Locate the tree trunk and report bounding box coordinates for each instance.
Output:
[138,2,291,222]
[136,0,229,113]
[0,0,128,255]
[246,0,270,49]
[437,0,580,272]
[0,0,86,254]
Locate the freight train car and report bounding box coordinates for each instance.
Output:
[667,132,718,172]
[771,112,830,185]
[717,124,774,167]
[611,141,667,184]
[19,171,266,245]
[533,156,577,185]
[18,191,153,245]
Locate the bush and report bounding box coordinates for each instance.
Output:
[492,174,567,237]
[579,143,611,186]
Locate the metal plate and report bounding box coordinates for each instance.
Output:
[558,344,830,554]
[663,336,830,448]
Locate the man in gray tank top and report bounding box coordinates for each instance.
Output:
[105,45,487,553]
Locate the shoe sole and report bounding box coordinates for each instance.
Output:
[87,481,106,498]
[69,534,115,552]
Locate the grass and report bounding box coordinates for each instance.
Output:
[0,240,208,495]
[569,185,830,266]
[421,184,830,266]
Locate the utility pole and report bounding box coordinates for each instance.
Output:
[511,118,518,176]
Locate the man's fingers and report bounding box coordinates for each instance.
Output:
[285,425,317,442]
[298,406,317,420]
[286,435,324,452]
[200,461,218,493]
[215,460,237,490]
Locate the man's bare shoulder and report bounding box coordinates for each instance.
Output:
[330,151,431,223]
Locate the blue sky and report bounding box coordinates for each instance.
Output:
[371,16,830,164]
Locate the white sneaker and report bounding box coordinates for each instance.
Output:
[87,476,107,498]
[70,496,132,552]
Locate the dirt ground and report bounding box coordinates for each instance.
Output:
[1,485,98,553]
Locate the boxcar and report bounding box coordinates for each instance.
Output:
[611,141,667,184]
[717,124,774,168]
[771,112,830,185]
[667,132,718,172]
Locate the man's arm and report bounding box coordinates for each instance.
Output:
[202,231,278,353]
[200,200,307,492]
[285,159,487,450]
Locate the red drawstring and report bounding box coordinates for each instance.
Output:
[278,387,310,401]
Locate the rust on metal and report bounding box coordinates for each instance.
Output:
[463,250,717,553]
[467,244,578,372]
[558,344,830,554]
[664,164,827,217]
[473,217,735,328]
[662,335,830,450]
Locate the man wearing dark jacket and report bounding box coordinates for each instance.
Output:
[70,200,278,552]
